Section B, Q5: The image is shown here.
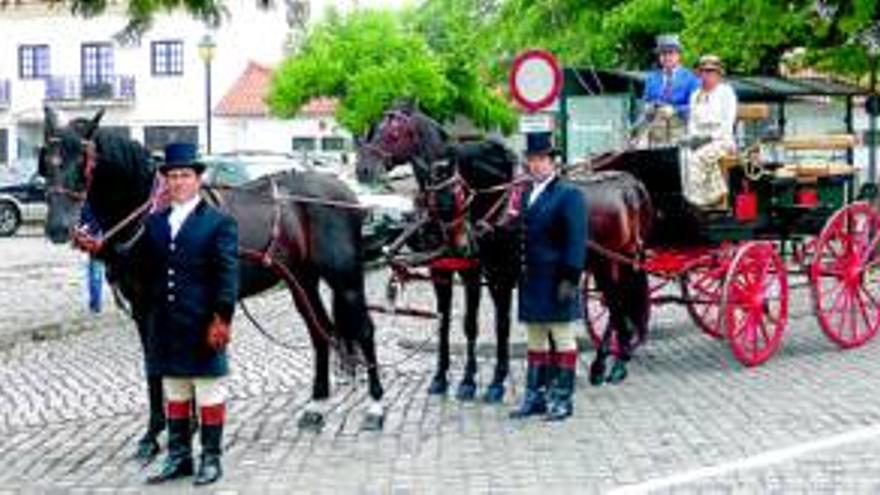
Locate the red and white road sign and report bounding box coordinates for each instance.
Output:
[509,50,563,112]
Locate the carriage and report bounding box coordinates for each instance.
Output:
[577,124,878,367]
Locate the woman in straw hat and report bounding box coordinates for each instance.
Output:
[682,54,738,208]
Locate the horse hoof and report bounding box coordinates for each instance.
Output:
[483,383,505,404]
[132,437,160,467]
[361,413,385,432]
[298,411,325,432]
[607,360,628,385]
[427,375,448,395]
[589,360,606,387]
[456,381,477,401]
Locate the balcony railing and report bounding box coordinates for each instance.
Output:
[45,75,136,104]
[0,80,9,108]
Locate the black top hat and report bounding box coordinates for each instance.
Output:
[524,132,558,157]
[159,142,205,174]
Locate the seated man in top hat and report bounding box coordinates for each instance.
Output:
[635,34,701,147]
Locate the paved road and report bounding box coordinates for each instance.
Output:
[3,233,880,493]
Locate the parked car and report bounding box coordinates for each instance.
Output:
[200,151,414,261]
[0,172,47,236]
[200,151,314,186]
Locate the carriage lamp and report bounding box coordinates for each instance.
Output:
[198,34,217,154]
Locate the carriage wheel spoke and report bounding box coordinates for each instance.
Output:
[855,289,871,339]
[858,226,880,260]
[758,317,771,347]
[827,281,849,315]
[839,290,853,340]
[824,238,846,262]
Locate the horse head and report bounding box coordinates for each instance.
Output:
[355,102,448,185]
[40,107,103,243]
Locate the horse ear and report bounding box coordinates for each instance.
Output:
[85,108,105,138]
[44,106,58,139]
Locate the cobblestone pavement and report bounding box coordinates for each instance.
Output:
[4,234,880,493]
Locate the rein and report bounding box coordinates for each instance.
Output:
[88,174,166,249]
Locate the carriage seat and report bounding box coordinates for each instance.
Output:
[713,104,772,171]
[777,134,857,181]
[736,103,771,122]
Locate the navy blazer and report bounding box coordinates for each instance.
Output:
[142,200,239,377]
[643,66,701,120]
[518,177,587,323]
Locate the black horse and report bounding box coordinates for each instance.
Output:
[40,108,386,448]
[357,103,655,393]
[358,106,521,402]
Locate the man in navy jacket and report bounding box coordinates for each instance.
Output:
[144,143,239,486]
[510,132,587,422]
[637,34,700,146]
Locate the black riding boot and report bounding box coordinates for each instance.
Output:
[134,375,165,464]
[146,408,193,484]
[545,362,575,422]
[194,405,224,485]
[509,361,548,419]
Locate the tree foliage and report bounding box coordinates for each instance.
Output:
[33,0,243,42]
[485,0,879,77]
[15,0,880,134]
[267,8,517,135]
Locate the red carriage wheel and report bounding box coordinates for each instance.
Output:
[810,202,880,348]
[680,256,730,339]
[721,241,789,367]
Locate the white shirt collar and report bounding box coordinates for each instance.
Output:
[172,194,201,212]
[168,194,201,239]
[528,173,556,206]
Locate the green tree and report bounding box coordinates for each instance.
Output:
[676,0,814,73]
[38,0,242,41]
[267,9,516,135]
[487,0,683,71]
[484,0,877,78]
[804,0,880,78]
[405,0,517,132]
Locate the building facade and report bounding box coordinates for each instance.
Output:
[0,0,353,175]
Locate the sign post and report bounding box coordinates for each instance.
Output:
[509,50,563,113]
[509,49,564,162]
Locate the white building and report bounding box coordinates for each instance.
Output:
[0,0,356,173]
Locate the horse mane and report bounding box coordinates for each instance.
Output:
[94,129,155,185]
[78,124,155,228]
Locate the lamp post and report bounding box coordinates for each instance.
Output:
[198,34,216,154]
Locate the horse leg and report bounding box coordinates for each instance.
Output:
[290,275,332,432]
[589,266,619,387]
[608,267,648,385]
[456,267,481,401]
[133,312,163,465]
[329,271,385,431]
[428,270,453,395]
[484,279,513,403]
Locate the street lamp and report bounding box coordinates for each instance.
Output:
[198,33,216,154]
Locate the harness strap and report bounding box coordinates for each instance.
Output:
[95,174,166,246]
[261,178,284,268]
